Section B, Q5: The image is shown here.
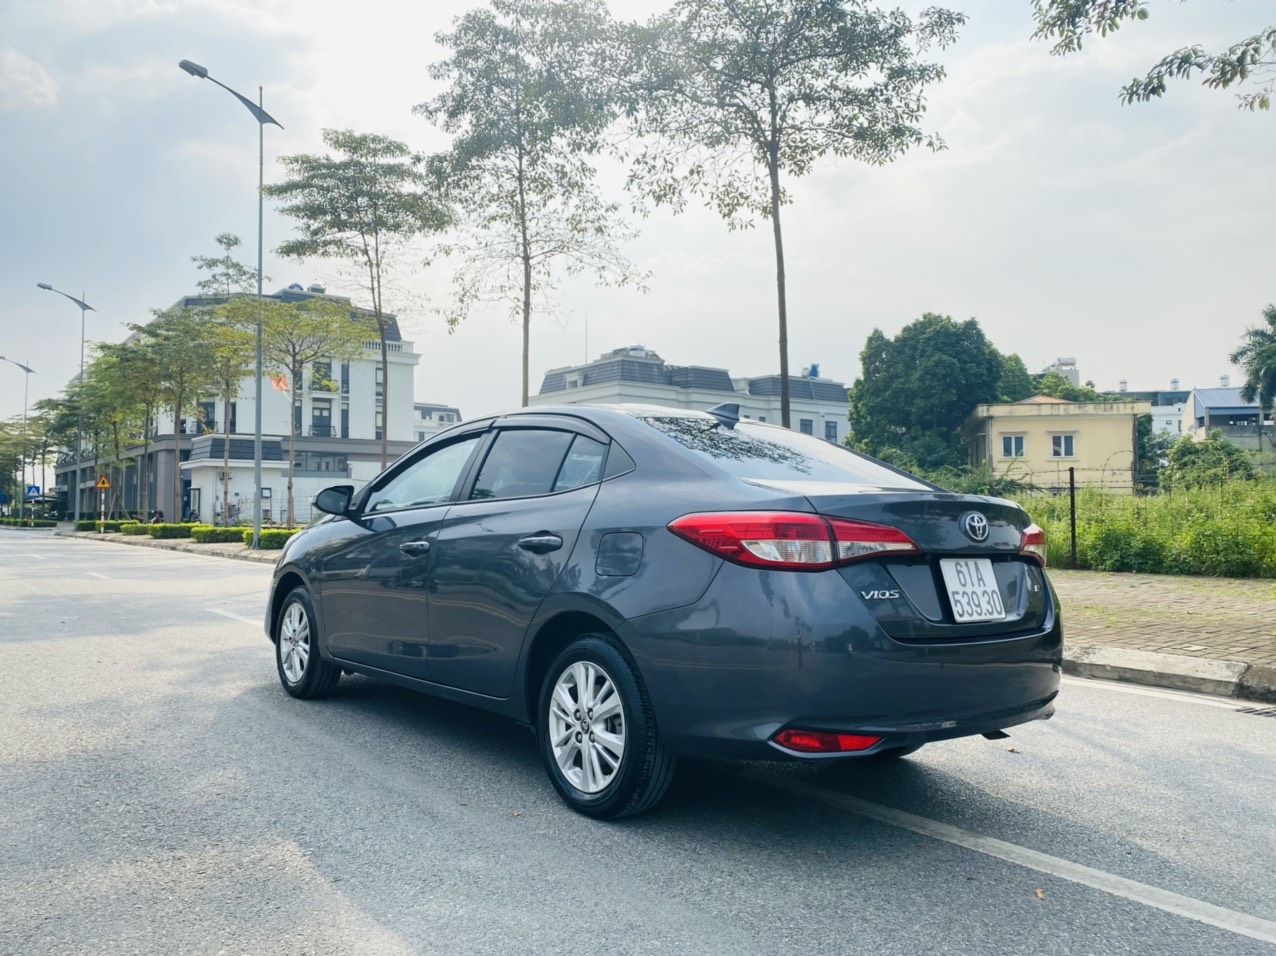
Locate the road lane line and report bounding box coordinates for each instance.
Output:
[737,770,1276,946]
[206,608,263,628]
[1062,676,1240,710]
[86,571,109,580]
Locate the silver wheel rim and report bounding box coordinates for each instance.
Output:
[549,660,625,795]
[279,602,310,684]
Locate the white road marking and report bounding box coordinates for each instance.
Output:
[1062,675,1241,710]
[13,580,41,592]
[739,771,1276,947]
[206,608,263,628]
[86,571,109,580]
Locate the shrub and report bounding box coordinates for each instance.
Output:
[0,517,56,528]
[244,527,301,550]
[145,523,198,539]
[120,522,147,535]
[191,524,248,544]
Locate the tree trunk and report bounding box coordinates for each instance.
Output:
[521,254,532,407]
[222,391,232,526]
[767,156,791,429]
[172,397,183,522]
[379,323,390,469]
[287,375,298,528]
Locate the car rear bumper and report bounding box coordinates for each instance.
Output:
[625,562,1063,760]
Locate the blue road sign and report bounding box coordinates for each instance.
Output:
[25,485,40,498]
[0,491,8,505]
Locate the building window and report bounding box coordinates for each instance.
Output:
[312,360,332,391]
[340,404,349,439]
[1051,434,1075,458]
[376,409,384,442]
[293,399,302,434]
[311,398,333,437]
[292,451,349,473]
[824,421,838,442]
[340,362,349,395]
[1001,435,1025,458]
[799,418,814,435]
[758,416,766,423]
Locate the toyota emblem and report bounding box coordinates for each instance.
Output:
[962,512,990,542]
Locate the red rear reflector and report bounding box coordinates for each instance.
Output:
[1020,524,1047,566]
[667,512,918,571]
[773,729,883,753]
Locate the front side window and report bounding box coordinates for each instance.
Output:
[641,416,927,489]
[1001,434,1025,458]
[1051,434,1075,458]
[366,435,482,513]
[471,430,575,500]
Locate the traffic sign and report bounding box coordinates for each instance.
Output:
[25,485,40,498]
[96,475,111,490]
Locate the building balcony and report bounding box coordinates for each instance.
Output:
[309,424,335,438]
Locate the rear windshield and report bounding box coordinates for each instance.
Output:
[641,416,927,489]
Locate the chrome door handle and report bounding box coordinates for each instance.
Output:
[518,533,563,554]
[399,539,431,557]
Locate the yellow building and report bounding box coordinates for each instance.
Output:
[965,397,1152,492]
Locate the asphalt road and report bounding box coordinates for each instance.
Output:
[2,530,1274,955]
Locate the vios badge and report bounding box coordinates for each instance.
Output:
[961,512,990,543]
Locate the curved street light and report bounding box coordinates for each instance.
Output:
[179,59,282,548]
[36,283,94,523]
[0,357,35,521]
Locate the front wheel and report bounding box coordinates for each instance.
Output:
[275,587,341,699]
[537,635,674,819]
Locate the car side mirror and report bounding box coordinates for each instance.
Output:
[313,484,355,517]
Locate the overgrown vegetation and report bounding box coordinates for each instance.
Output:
[245,528,302,549]
[1022,481,1276,578]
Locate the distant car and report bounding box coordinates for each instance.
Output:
[265,404,1061,818]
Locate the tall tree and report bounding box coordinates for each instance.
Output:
[998,353,1036,403]
[133,309,215,521]
[266,131,450,467]
[205,315,256,525]
[225,298,371,526]
[1229,303,1276,457]
[848,313,1002,469]
[1031,2,1276,111]
[625,0,964,427]
[419,0,641,407]
[192,232,259,296]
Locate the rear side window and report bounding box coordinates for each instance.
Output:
[471,429,574,500]
[640,416,927,489]
[554,435,609,492]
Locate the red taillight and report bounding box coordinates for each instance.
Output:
[667,512,918,571]
[1020,524,1047,566]
[828,517,920,563]
[773,728,883,753]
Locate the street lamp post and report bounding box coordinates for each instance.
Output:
[178,59,282,550]
[0,357,35,521]
[35,284,94,523]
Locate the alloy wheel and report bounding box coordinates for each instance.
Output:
[279,602,310,684]
[548,660,626,794]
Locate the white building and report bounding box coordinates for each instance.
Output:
[413,402,464,443]
[531,345,850,442]
[58,283,422,524]
[1114,379,1188,437]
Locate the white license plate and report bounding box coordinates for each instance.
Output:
[939,558,1007,623]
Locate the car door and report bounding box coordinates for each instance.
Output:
[317,429,487,679]
[427,420,612,697]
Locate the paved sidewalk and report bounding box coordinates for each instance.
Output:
[1051,569,1276,701]
[58,530,279,564]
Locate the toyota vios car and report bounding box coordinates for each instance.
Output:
[265,404,1061,818]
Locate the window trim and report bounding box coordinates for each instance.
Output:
[1001,433,1026,459]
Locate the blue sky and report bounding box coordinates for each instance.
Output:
[1,0,1273,422]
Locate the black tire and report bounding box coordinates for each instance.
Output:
[537,634,674,819]
[274,587,341,700]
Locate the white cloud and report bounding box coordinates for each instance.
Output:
[0,48,59,110]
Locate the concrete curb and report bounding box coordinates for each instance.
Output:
[55,530,279,565]
[1064,644,1276,704]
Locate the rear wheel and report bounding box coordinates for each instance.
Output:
[537,635,674,819]
[275,587,341,700]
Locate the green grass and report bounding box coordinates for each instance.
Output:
[1021,480,1276,578]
